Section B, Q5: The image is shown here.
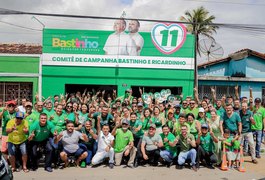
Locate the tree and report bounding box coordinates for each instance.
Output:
[180,6,219,91]
[180,6,219,56]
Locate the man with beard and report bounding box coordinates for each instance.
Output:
[93,105,114,130]
[55,121,88,168]
[112,119,136,168]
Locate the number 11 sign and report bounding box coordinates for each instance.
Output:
[151,23,187,55]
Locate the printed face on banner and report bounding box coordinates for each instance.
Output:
[151,23,187,55]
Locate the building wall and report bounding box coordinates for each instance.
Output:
[0,55,39,102]
[42,65,194,98]
[198,62,228,76]
[198,80,263,99]
[246,56,265,78]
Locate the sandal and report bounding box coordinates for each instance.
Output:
[23,168,29,173]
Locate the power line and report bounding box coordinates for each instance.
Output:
[0,20,41,31]
[183,0,265,6]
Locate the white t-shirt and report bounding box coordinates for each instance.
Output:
[103,32,137,56]
[18,106,26,113]
[129,32,144,56]
[61,130,83,153]
[97,131,114,152]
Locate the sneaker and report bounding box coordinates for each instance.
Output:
[252,159,258,164]
[109,163,114,169]
[176,165,183,169]
[80,161,86,168]
[45,167,53,172]
[191,165,197,172]
[256,155,261,159]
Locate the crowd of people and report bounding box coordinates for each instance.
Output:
[0,86,264,175]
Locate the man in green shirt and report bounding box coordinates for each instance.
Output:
[32,101,44,119]
[129,112,143,148]
[184,100,199,119]
[196,124,218,169]
[0,100,17,154]
[24,102,38,128]
[112,119,136,168]
[50,104,67,133]
[160,125,177,167]
[174,124,197,171]
[28,113,56,172]
[251,98,265,158]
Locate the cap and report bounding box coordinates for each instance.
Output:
[179,113,186,118]
[149,124,156,129]
[201,123,208,129]
[199,107,205,113]
[6,100,16,106]
[167,109,174,114]
[122,119,130,125]
[25,102,33,107]
[255,98,261,103]
[15,112,24,119]
[174,104,181,109]
[137,102,143,107]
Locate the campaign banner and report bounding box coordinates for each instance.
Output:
[42,20,195,69]
[42,53,194,70]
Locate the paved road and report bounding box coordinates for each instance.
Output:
[14,155,265,180]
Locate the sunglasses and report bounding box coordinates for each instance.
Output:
[8,104,15,107]
[67,106,73,108]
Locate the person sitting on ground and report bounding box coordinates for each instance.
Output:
[55,121,88,168]
[112,119,136,168]
[196,124,218,169]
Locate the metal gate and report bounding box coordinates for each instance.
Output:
[198,85,240,100]
[0,82,33,105]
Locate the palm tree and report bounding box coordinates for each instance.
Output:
[180,6,219,56]
[180,6,219,91]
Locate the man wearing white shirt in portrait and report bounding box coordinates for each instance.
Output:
[128,20,144,56]
[104,19,137,56]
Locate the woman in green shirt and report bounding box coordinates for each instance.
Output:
[141,108,152,132]
[187,113,201,137]
[76,103,89,130]
[151,106,165,134]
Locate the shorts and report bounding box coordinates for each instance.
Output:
[7,142,27,156]
[1,136,8,153]
[226,151,240,161]
[63,147,85,158]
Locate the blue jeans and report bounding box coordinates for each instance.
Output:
[7,142,27,156]
[178,149,196,166]
[160,150,174,163]
[252,130,262,156]
[79,142,98,165]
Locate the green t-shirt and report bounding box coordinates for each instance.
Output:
[196,132,215,153]
[114,128,134,153]
[43,108,55,120]
[188,120,199,137]
[160,132,177,156]
[222,137,233,151]
[78,112,89,125]
[185,107,199,119]
[221,112,241,133]
[80,127,97,148]
[142,117,153,131]
[174,122,190,136]
[50,113,67,133]
[151,116,163,128]
[130,119,144,138]
[25,112,38,127]
[251,107,265,130]
[240,110,253,133]
[2,111,16,136]
[65,112,75,122]
[177,133,195,152]
[29,120,55,142]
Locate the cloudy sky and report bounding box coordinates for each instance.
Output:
[0,0,264,63]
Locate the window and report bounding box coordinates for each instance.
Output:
[0,82,33,105]
[198,85,240,100]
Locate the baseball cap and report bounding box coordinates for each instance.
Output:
[174,104,181,109]
[25,102,33,107]
[149,124,156,129]
[201,124,208,129]
[137,102,143,107]
[15,112,24,119]
[122,119,130,125]
[199,107,205,113]
[167,109,174,114]
[255,98,261,103]
[6,100,16,106]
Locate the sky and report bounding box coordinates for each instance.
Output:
[0,0,264,64]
